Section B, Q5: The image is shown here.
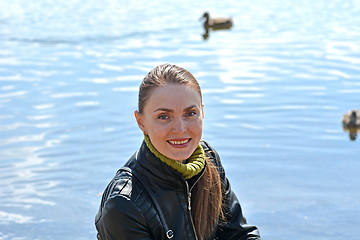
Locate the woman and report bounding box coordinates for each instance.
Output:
[95,64,261,240]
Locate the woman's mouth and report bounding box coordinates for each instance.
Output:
[167,138,191,146]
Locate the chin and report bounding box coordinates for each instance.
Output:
[168,152,193,162]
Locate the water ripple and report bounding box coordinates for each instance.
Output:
[50,92,98,98]
[0,91,27,98]
[0,211,33,224]
[0,134,45,146]
[1,0,360,239]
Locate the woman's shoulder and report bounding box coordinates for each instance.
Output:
[200,139,221,161]
[100,169,148,211]
[96,168,155,222]
[200,139,226,178]
[107,169,135,199]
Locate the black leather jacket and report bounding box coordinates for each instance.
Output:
[95,140,260,240]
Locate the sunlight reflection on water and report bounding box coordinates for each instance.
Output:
[1,0,360,239]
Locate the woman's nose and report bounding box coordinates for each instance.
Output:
[172,118,186,132]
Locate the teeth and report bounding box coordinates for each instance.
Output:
[169,139,189,145]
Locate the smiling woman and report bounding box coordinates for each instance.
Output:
[134,84,203,161]
[94,63,261,240]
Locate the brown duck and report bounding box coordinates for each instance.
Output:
[201,12,233,30]
[342,110,360,128]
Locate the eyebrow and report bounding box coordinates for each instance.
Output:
[153,105,198,113]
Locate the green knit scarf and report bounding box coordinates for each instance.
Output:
[144,135,205,179]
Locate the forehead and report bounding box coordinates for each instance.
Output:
[146,84,202,110]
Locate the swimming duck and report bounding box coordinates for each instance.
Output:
[200,12,233,30]
[342,110,360,128]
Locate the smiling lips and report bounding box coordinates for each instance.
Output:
[168,138,191,147]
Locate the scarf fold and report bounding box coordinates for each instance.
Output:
[144,135,205,179]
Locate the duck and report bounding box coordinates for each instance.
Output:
[200,12,233,30]
[342,110,360,128]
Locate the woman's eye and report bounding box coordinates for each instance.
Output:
[186,111,197,117]
[158,114,170,120]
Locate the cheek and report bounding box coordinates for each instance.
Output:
[190,120,203,133]
[147,122,169,136]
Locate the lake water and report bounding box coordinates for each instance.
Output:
[1,0,360,239]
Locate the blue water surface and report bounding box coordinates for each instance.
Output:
[1,0,360,239]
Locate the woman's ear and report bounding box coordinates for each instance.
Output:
[134,110,146,133]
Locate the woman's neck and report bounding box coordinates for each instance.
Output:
[144,135,206,179]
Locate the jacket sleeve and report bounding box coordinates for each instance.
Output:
[96,195,154,240]
[203,141,261,240]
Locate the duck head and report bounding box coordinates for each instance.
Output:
[350,110,357,124]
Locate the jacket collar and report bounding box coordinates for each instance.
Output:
[130,141,186,186]
[125,141,207,190]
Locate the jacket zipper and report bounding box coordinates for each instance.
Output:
[185,181,198,240]
[185,169,205,240]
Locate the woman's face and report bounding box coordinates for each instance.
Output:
[135,84,203,162]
